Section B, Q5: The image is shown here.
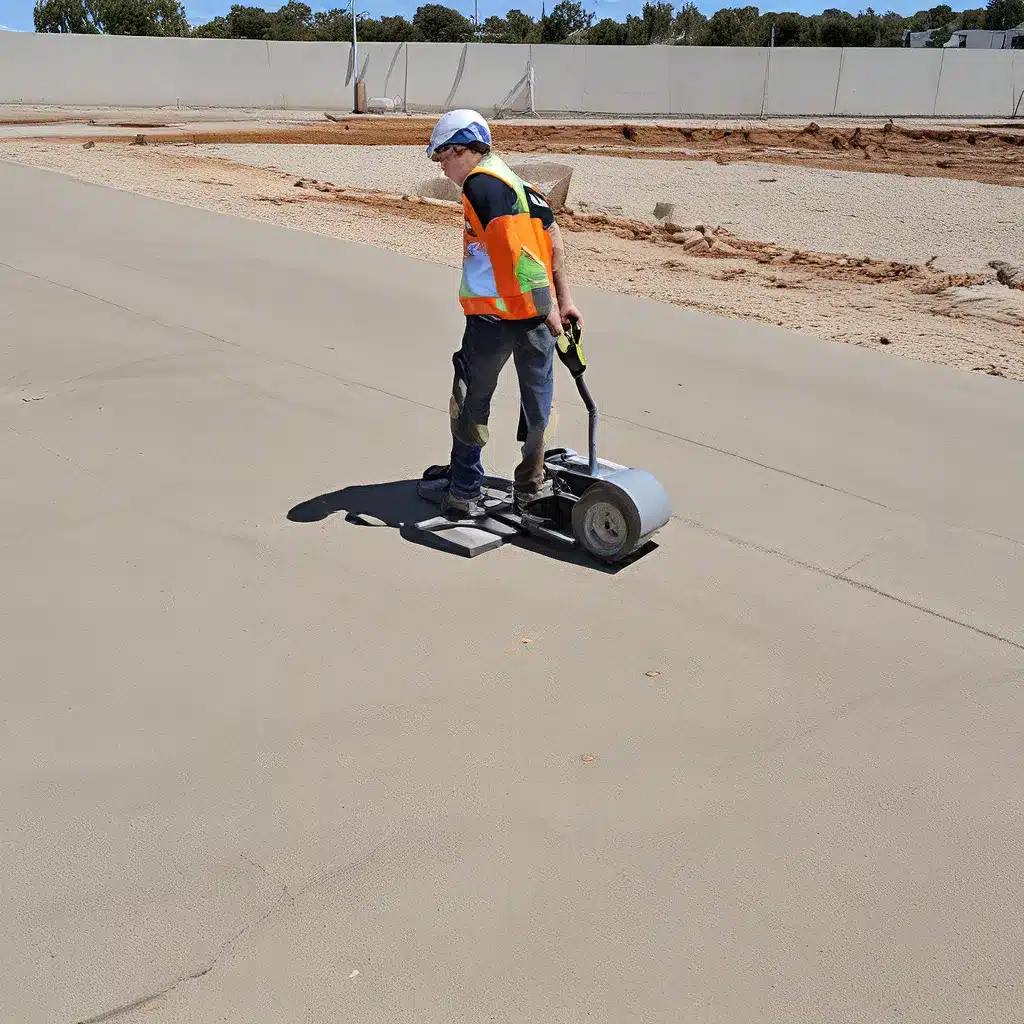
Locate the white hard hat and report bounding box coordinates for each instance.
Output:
[426,109,492,161]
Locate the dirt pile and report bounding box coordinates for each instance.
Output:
[271,175,983,291]
[50,116,1024,188]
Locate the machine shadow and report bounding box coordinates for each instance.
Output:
[286,478,657,574]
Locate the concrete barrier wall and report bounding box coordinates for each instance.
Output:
[354,42,407,108]
[835,48,943,116]
[581,45,671,115]
[764,48,842,116]
[669,46,768,115]
[0,32,350,107]
[531,45,587,113]
[1,33,1021,117]
[934,49,1014,116]
[449,44,533,113]
[1012,50,1024,117]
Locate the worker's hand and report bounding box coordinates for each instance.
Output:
[560,302,582,330]
[546,307,563,339]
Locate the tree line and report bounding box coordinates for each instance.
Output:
[33,0,1024,47]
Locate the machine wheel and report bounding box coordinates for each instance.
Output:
[571,483,642,563]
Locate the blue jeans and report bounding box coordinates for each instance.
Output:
[448,315,556,501]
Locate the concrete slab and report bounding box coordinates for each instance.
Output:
[406,517,506,557]
[1,160,1023,1024]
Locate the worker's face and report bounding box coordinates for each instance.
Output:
[435,145,481,186]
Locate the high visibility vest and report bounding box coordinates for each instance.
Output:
[459,154,555,320]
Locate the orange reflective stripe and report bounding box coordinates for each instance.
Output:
[462,195,485,240]
[459,293,539,318]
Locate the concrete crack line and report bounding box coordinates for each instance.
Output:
[0,257,445,419]
[0,258,243,353]
[834,548,879,577]
[239,851,294,905]
[70,838,393,1024]
[73,963,215,1024]
[609,411,894,510]
[3,422,93,476]
[677,515,1024,653]
[604,413,1023,551]
[832,575,1024,652]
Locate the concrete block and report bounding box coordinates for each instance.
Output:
[764,47,842,116]
[668,47,768,116]
[404,518,505,556]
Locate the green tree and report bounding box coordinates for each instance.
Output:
[479,13,509,40]
[542,0,593,41]
[100,0,188,34]
[382,14,419,39]
[310,6,351,40]
[673,2,707,43]
[504,8,537,41]
[266,0,313,39]
[222,3,272,37]
[878,11,907,44]
[926,3,954,25]
[757,11,809,46]
[621,13,646,42]
[641,0,675,42]
[817,9,857,45]
[412,3,474,41]
[985,0,1024,27]
[34,0,187,33]
[959,7,987,27]
[702,5,759,44]
[589,15,625,42]
[33,0,102,32]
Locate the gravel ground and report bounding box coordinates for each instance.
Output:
[201,142,1023,275]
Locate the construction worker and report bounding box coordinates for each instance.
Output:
[418,108,582,519]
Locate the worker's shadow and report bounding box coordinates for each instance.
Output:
[286,478,654,573]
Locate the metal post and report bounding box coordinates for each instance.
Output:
[575,376,598,477]
[351,0,359,113]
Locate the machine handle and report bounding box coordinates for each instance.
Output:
[555,317,587,379]
[555,317,598,477]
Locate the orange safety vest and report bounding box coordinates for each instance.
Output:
[459,154,555,320]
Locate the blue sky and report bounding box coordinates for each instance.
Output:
[0,0,934,34]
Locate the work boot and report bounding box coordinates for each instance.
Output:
[440,490,488,520]
[513,480,553,515]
